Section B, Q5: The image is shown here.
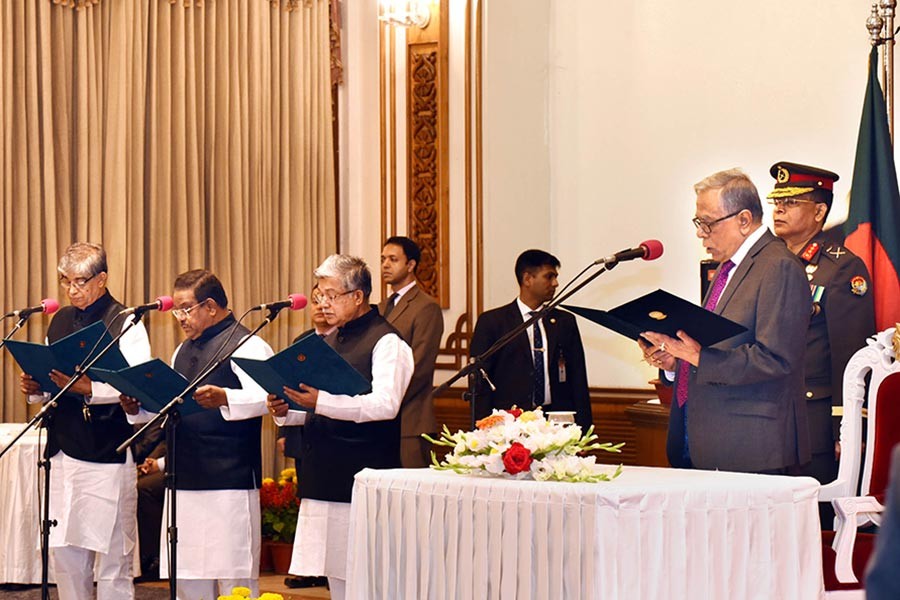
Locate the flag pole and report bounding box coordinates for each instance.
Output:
[881,1,896,140]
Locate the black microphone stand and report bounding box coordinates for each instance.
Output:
[117,307,286,600]
[434,261,619,429]
[0,312,145,600]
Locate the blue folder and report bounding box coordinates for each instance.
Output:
[233,331,371,412]
[90,358,204,416]
[5,321,129,395]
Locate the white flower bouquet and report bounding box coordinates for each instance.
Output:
[424,407,624,483]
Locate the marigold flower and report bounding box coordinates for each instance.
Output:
[475,414,504,430]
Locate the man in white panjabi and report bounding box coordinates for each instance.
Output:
[21,243,152,600]
[122,269,273,600]
[269,254,414,600]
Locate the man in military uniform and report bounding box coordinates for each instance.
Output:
[768,162,876,491]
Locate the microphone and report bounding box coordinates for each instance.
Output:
[251,293,308,313]
[3,298,60,319]
[593,239,664,265]
[120,296,175,316]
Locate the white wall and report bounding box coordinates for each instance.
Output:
[482,0,876,389]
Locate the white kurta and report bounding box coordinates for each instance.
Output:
[28,316,152,555]
[130,333,274,580]
[275,332,414,580]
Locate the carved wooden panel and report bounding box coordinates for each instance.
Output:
[407,42,448,306]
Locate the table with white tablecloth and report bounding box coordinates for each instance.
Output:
[346,466,824,600]
[0,423,50,584]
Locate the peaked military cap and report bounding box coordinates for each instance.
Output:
[767,161,840,202]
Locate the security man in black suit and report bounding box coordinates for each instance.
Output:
[768,161,875,491]
[469,249,593,430]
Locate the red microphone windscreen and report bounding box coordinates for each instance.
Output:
[640,240,664,261]
[289,293,308,310]
[156,296,175,312]
[41,298,60,315]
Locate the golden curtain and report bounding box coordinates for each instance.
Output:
[0,0,336,476]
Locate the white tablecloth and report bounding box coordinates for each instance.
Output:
[0,423,49,584]
[346,466,824,600]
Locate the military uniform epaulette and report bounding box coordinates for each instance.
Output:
[823,244,849,262]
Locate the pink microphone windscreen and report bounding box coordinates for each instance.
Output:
[41,298,60,315]
[641,240,664,261]
[289,293,308,310]
[156,296,175,312]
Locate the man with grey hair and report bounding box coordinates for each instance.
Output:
[19,242,152,600]
[268,254,414,600]
[641,169,812,474]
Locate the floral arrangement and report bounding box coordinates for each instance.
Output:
[260,468,299,543]
[217,587,283,600]
[424,407,624,483]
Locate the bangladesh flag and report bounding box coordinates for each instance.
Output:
[844,47,900,330]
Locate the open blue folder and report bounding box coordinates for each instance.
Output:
[232,331,370,412]
[90,358,204,417]
[4,321,129,395]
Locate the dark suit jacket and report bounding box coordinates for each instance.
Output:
[668,229,812,473]
[470,300,592,431]
[378,284,444,437]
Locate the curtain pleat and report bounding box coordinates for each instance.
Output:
[0,0,336,478]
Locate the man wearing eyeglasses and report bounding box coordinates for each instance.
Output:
[19,242,152,600]
[121,269,274,600]
[768,162,875,491]
[267,254,414,600]
[641,168,812,474]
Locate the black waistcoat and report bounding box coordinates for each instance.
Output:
[171,314,262,491]
[44,291,133,464]
[300,308,402,503]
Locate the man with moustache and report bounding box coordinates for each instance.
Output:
[641,168,811,474]
[768,162,875,489]
[470,249,593,431]
[20,242,152,600]
[379,236,444,467]
[121,269,273,600]
[268,254,413,600]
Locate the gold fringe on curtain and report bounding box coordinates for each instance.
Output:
[330,0,343,85]
[169,0,205,7]
[51,0,99,9]
[270,0,306,12]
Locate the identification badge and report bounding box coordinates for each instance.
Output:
[558,355,567,383]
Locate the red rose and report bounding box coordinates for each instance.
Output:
[502,442,533,474]
[508,407,523,419]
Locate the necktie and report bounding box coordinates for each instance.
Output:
[383,292,399,318]
[675,259,735,407]
[530,311,545,408]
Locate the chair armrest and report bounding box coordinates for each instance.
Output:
[831,496,885,584]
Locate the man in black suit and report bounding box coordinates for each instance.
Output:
[470,249,592,430]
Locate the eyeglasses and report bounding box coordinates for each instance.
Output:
[58,273,97,290]
[692,210,742,234]
[767,198,816,210]
[312,290,355,305]
[171,300,208,319]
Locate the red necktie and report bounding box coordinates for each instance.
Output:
[675,260,735,407]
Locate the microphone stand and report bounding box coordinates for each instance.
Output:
[434,260,619,429]
[0,312,145,600]
[117,307,286,600]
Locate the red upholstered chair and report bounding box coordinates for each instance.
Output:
[819,326,900,597]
